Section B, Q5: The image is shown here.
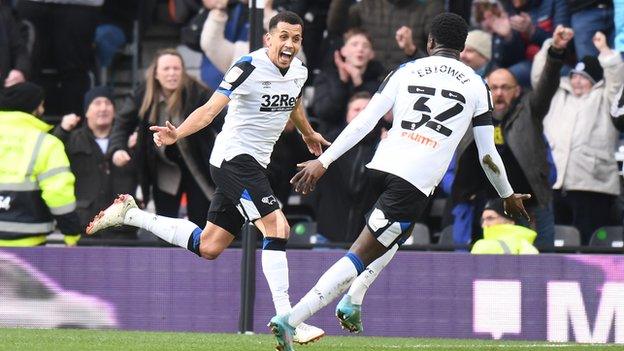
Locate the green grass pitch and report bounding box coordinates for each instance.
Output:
[1,328,622,351]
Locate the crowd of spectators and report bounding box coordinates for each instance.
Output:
[0,0,623,251]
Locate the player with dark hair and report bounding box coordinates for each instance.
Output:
[268,12,531,350]
[86,11,327,345]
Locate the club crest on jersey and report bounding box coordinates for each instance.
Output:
[260,94,296,112]
[261,195,277,205]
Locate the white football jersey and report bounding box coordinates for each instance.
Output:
[210,48,308,168]
[366,55,493,195]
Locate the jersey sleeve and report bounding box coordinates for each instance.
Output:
[216,55,256,97]
[376,66,403,103]
[472,78,494,126]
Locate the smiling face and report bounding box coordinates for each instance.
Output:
[265,21,303,69]
[570,73,593,97]
[86,97,114,130]
[155,54,183,94]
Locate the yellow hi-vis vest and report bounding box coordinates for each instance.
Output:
[0,111,80,246]
[471,224,539,254]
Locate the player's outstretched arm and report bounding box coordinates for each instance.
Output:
[473,123,531,220]
[289,98,331,156]
[149,92,230,147]
[290,93,392,195]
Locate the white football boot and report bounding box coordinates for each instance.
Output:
[293,322,325,345]
[86,194,137,235]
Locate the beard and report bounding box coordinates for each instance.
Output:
[492,107,508,121]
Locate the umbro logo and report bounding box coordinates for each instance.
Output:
[0,196,11,211]
[416,88,424,93]
[448,93,457,98]
[262,81,271,88]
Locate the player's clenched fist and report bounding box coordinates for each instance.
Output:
[149,120,178,147]
[552,25,574,50]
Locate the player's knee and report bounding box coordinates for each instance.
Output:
[199,243,223,260]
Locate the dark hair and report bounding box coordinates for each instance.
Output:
[348,91,372,104]
[430,12,469,52]
[268,10,304,31]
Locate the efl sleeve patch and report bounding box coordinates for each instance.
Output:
[217,56,255,97]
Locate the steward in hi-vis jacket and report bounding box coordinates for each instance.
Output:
[0,82,81,246]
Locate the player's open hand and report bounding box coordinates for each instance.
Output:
[149,121,178,147]
[503,193,531,221]
[302,132,331,157]
[290,159,327,195]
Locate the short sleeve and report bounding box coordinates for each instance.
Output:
[216,55,256,97]
[376,66,402,102]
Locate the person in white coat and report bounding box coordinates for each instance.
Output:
[531,31,624,244]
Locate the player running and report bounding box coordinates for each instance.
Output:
[87,11,328,344]
[269,13,533,351]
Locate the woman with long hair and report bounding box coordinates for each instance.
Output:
[108,48,221,227]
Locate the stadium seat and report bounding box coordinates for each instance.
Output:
[437,225,454,245]
[554,225,581,247]
[403,223,430,245]
[589,226,624,248]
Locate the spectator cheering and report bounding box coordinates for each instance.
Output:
[312,28,384,131]
[532,31,624,244]
[53,87,138,239]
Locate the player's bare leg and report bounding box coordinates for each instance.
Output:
[256,209,324,345]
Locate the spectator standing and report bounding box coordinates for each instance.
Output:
[0,3,29,87]
[531,32,624,244]
[450,26,573,248]
[199,0,249,90]
[53,87,138,239]
[109,49,222,227]
[568,0,614,58]
[16,0,102,115]
[312,28,384,132]
[0,82,81,246]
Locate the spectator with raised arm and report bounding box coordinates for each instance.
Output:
[53,87,138,239]
[531,31,624,244]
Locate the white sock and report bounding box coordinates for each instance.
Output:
[124,208,199,248]
[348,244,399,305]
[262,250,292,315]
[288,256,358,327]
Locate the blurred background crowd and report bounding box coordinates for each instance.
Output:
[1,0,623,252]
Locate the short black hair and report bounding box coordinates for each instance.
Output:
[268,11,304,31]
[430,12,469,52]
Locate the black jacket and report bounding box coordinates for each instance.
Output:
[0,5,29,84]
[311,124,382,242]
[109,80,222,204]
[54,124,137,236]
[312,60,384,130]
